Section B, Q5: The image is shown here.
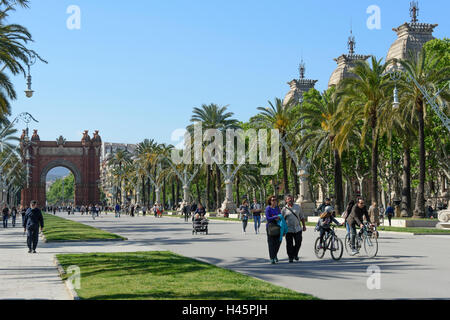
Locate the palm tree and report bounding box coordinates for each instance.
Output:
[108,149,131,204]
[396,48,450,217]
[336,56,392,205]
[189,103,239,210]
[253,98,295,196]
[299,88,345,214]
[136,139,159,206]
[157,143,174,207]
[0,1,46,120]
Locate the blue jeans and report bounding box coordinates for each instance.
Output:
[253,215,261,233]
[346,221,350,235]
[2,216,7,228]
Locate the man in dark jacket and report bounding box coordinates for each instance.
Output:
[182,203,191,222]
[347,198,371,255]
[23,200,44,254]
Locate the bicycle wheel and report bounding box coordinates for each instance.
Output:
[314,237,326,259]
[364,234,378,258]
[344,233,352,255]
[330,236,344,261]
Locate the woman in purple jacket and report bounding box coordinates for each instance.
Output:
[266,196,281,264]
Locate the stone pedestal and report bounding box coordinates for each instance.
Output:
[437,209,450,229]
[296,198,316,217]
[220,199,237,215]
[218,177,237,216]
[296,169,315,216]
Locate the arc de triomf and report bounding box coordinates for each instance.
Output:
[20,130,102,207]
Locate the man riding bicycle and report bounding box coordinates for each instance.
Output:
[316,206,343,249]
[347,198,372,256]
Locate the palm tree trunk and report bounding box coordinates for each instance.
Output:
[163,177,166,208]
[147,178,151,207]
[212,169,217,209]
[196,182,201,204]
[206,165,211,211]
[171,179,175,209]
[401,146,412,217]
[176,178,180,208]
[371,129,379,204]
[281,141,290,195]
[141,176,146,205]
[291,160,299,197]
[236,174,240,205]
[333,149,344,215]
[414,104,426,218]
[215,164,221,209]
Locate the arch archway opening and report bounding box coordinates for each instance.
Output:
[45,166,76,207]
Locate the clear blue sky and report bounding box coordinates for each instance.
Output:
[9,0,449,144]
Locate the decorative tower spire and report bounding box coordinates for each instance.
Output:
[410,1,419,23]
[299,59,305,79]
[348,29,355,55]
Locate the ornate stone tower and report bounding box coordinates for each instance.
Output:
[283,60,318,106]
[328,30,371,88]
[283,60,318,216]
[386,1,437,62]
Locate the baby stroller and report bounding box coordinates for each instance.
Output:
[192,217,209,235]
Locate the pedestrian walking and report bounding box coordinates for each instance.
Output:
[385,203,394,226]
[89,204,96,220]
[142,205,147,216]
[239,200,250,234]
[250,198,262,234]
[115,203,121,218]
[265,196,284,264]
[2,204,9,228]
[20,205,27,224]
[182,203,190,222]
[23,200,44,254]
[369,201,380,227]
[394,204,401,218]
[281,194,306,263]
[190,202,197,219]
[11,206,17,227]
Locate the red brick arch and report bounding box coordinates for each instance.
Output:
[20,130,102,208]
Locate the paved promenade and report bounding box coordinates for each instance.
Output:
[1,213,449,300]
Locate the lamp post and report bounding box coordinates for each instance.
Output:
[25,55,37,98]
[390,68,402,109]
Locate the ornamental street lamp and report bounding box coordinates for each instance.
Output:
[389,68,402,109]
[25,55,37,98]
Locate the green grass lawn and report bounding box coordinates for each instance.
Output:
[42,213,126,242]
[56,251,316,300]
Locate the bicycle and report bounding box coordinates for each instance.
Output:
[314,225,344,261]
[344,222,378,258]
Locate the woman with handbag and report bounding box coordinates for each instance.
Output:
[265,196,282,264]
